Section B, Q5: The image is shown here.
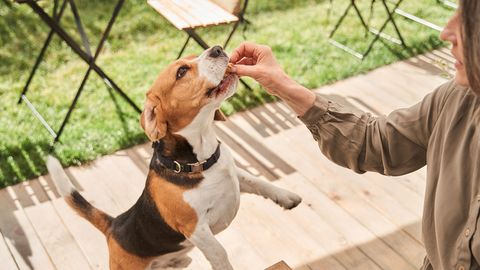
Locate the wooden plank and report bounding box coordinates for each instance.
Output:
[272,174,419,270]
[179,0,237,26]
[177,0,228,27]
[200,0,238,22]
[52,157,148,270]
[0,184,55,270]
[263,127,425,266]
[17,181,92,270]
[148,0,238,30]
[124,146,150,175]
[302,257,347,270]
[215,227,268,270]
[183,227,268,270]
[166,0,205,27]
[148,0,190,29]
[0,229,19,270]
[267,173,381,270]
[230,182,374,269]
[38,175,109,270]
[231,106,424,221]
[266,261,292,270]
[97,152,146,208]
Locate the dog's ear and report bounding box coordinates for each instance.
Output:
[141,100,167,141]
[214,109,227,121]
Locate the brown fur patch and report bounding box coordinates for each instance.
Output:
[148,171,199,238]
[141,56,218,141]
[107,235,153,270]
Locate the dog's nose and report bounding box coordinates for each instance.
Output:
[209,45,226,58]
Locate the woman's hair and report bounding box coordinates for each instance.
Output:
[460,0,480,92]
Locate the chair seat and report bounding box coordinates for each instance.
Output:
[148,0,238,30]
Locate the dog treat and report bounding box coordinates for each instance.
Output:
[226,63,234,73]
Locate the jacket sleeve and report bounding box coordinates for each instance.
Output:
[299,81,454,176]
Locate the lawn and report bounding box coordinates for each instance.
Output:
[0,0,452,187]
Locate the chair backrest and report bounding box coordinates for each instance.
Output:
[210,0,242,16]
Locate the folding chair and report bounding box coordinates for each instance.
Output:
[393,0,456,32]
[328,0,407,60]
[15,0,141,145]
[147,0,254,91]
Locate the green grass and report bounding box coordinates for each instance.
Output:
[0,0,452,187]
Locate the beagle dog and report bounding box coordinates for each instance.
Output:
[52,46,302,270]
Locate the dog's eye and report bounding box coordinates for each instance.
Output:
[176,66,190,80]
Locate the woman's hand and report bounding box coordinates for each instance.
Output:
[229,42,295,96]
[229,42,316,116]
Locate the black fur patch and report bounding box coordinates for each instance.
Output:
[70,190,93,215]
[111,134,202,257]
[111,188,187,257]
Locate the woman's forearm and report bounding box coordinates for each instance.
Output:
[272,75,316,116]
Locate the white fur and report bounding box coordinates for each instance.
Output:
[47,155,75,196]
[177,104,240,270]
[236,168,302,210]
[197,49,229,87]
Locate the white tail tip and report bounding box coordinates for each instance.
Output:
[46,155,75,196]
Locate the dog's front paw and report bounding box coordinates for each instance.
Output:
[272,189,302,210]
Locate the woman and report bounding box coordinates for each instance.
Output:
[229,1,480,269]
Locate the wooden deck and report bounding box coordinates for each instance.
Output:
[0,48,455,270]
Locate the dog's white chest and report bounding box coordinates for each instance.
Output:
[183,146,240,234]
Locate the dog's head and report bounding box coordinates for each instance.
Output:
[141,46,238,141]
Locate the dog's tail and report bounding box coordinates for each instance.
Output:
[47,156,113,235]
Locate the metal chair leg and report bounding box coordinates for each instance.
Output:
[223,20,240,49]
[24,0,140,143]
[18,0,68,104]
[329,0,406,60]
[437,0,457,9]
[184,28,209,49]
[360,0,405,58]
[381,0,406,47]
[26,0,140,115]
[177,36,191,59]
[54,0,130,143]
[68,0,92,56]
[328,1,354,39]
[54,69,91,143]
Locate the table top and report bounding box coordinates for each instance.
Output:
[147,0,238,30]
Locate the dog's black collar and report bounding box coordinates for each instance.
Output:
[152,141,221,174]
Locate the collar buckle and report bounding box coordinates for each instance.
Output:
[188,160,207,173]
[173,161,182,173]
[187,160,207,167]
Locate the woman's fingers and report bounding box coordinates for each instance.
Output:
[236,57,256,66]
[230,64,258,78]
[229,41,262,63]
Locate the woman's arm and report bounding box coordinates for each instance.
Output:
[230,42,451,175]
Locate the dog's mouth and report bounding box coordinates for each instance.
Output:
[206,68,237,98]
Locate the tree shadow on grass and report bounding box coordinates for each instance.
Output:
[0,140,51,189]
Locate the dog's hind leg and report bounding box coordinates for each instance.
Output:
[236,168,302,210]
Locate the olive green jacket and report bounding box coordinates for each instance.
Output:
[300,81,480,270]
